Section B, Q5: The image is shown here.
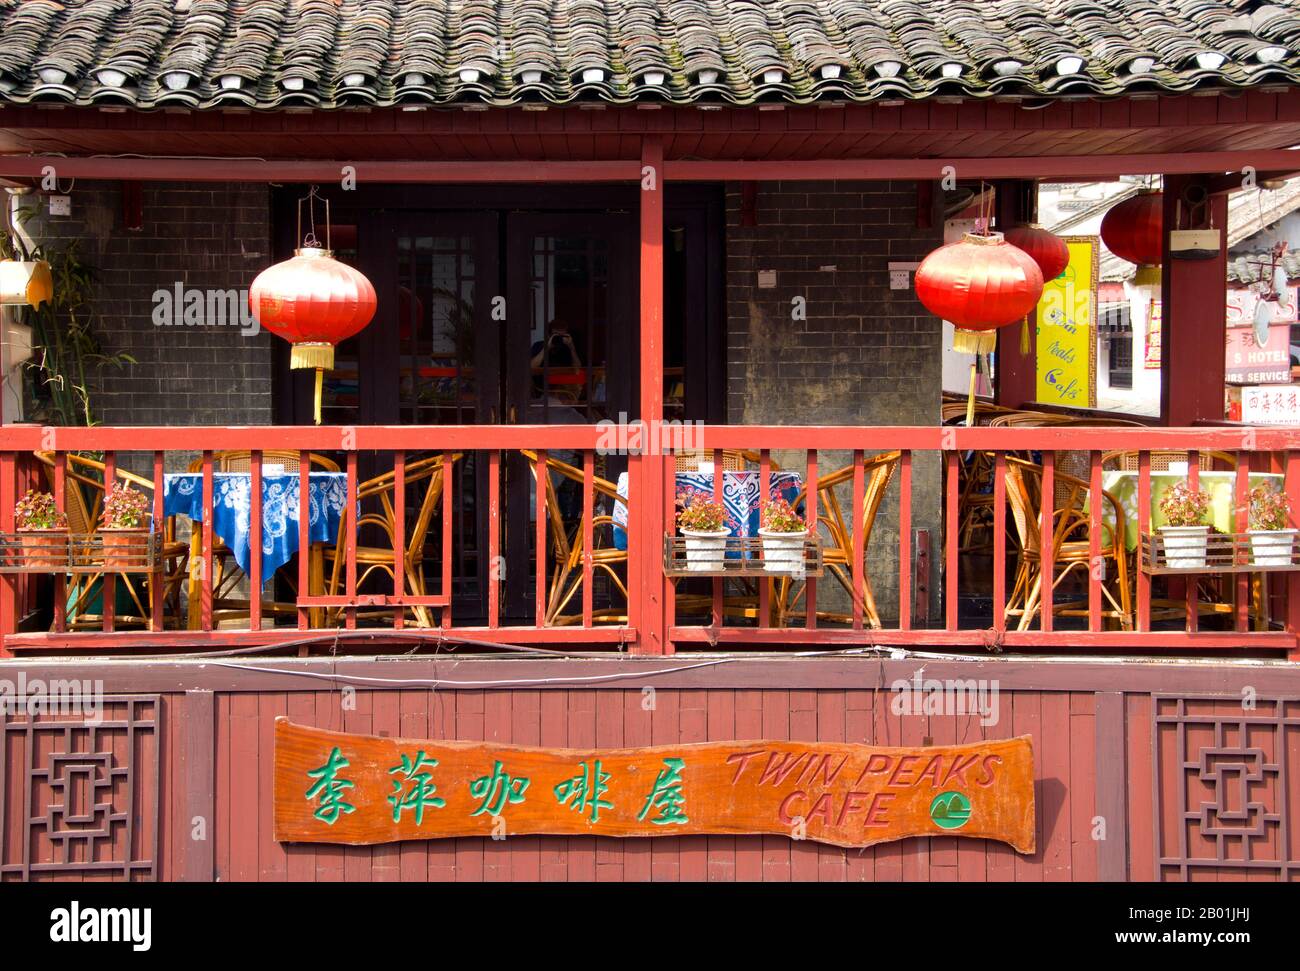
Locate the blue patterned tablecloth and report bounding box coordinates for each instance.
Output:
[612,469,803,551]
[163,472,348,586]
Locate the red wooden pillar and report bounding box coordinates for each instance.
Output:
[632,136,667,654]
[995,179,1037,409]
[1161,175,1228,425]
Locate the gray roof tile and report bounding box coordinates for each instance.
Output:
[0,0,1299,109]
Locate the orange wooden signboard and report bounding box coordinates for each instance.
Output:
[274,717,1036,853]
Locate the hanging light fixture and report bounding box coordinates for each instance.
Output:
[1100,188,1163,286]
[915,230,1045,353]
[249,187,377,423]
[1005,224,1070,353]
[916,229,1044,424]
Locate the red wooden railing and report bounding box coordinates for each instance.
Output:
[0,423,1298,659]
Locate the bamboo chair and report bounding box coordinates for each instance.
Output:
[32,451,188,630]
[322,453,461,628]
[185,450,340,473]
[777,450,902,629]
[672,449,772,472]
[941,400,1015,425]
[1101,449,1237,472]
[1002,455,1133,631]
[520,449,629,626]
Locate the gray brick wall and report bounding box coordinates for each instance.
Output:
[22,180,273,428]
[725,180,943,624]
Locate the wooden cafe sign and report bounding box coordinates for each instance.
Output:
[274,718,1036,853]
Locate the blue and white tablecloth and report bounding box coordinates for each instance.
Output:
[163,472,348,585]
[612,469,803,551]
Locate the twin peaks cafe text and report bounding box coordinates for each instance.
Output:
[274,718,1036,852]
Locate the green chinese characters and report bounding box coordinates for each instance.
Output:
[305,747,356,826]
[470,760,531,817]
[387,750,447,825]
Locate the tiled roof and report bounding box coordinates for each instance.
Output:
[2,0,1300,110]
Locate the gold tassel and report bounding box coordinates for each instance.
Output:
[313,368,323,425]
[1020,315,1030,356]
[952,328,997,355]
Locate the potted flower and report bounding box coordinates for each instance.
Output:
[99,486,151,568]
[14,489,67,568]
[1158,481,1211,569]
[758,497,808,574]
[677,498,729,572]
[1245,484,1296,566]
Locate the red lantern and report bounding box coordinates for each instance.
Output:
[1100,189,1163,282]
[914,231,1044,354]
[1005,224,1070,282]
[249,246,377,423]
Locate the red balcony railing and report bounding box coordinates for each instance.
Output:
[0,423,1297,659]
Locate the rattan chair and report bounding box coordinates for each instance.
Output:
[776,450,902,629]
[1002,455,1133,631]
[185,450,340,473]
[1101,449,1237,472]
[672,449,770,472]
[520,449,629,626]
[32,451,188,630]
[322,453,461,628]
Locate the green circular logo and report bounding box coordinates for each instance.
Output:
[929,791,972,830]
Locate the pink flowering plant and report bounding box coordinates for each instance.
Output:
[677,498,727,533]
[1159,482,1211,528]
[14,490,66,530]
[1248,484,1291,531]
[100,487,150,529]
[760,497,806,533]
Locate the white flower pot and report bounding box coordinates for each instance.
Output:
[758,528,807,574]
[682,528,729,573]
[1159,525,1209,569]
[1247,528,1298,567]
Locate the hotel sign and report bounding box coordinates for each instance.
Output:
[274,718,1036,853]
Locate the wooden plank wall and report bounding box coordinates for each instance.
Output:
[8,686,1297,881]
[204,688,1102,882]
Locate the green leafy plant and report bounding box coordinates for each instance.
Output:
[3,201,135,426]
[14,490,67,530]
[760,497,806,533]
[678,498,727,533]
[1159,482,1211,528]
[1248,484,1291,531]
[100,487,150,529]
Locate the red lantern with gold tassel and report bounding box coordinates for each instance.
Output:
[249,189,377,423]
[1005,224,1070,353]
[915,231,1045,353]
[915,230,1044,424]
[1100,188,1163,286]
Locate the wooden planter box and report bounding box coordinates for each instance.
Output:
[663,534,824,578]
[0,530,164,574]
[1140,531,1300,575]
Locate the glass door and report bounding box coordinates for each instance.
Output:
[502,212,636,620]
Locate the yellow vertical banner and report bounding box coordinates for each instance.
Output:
[1035,236,1098,408]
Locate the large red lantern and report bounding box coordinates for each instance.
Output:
[914,231,1045,355]
[1100,189,1163,284]
[250,245,376,423]
[1005,224,1069,282]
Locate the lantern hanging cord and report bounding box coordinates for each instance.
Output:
[296,184,330,251]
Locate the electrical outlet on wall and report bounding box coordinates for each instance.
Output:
[888,261,919,290]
